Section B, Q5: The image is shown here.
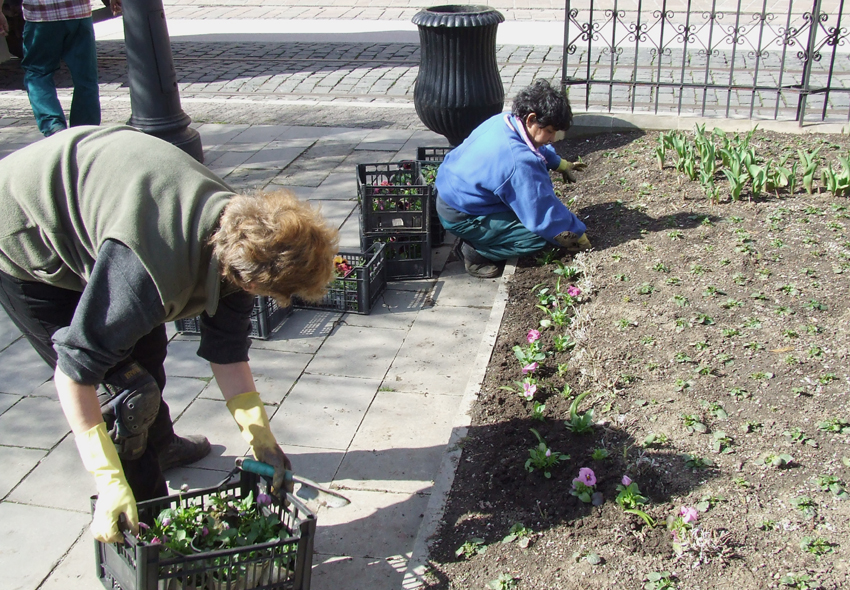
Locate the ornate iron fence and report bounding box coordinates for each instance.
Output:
[561,0,850,123]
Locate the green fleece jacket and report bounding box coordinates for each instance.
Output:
[0,125,235,321]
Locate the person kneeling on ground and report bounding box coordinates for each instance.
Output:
[0,125,338,543]
[435,78,591,279]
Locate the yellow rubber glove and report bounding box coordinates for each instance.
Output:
[556,158,588,183]
[576,233,592,250]
[75,422,138,543]
[227,391,293,496]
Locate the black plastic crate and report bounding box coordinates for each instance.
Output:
[361,233,432,280]
[291,243,387,314]
[357,162,432,235]
[174,296,291,341]
[94,471,315,590]
[416,146,453,163]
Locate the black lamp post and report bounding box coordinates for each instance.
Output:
[120,0,203,162]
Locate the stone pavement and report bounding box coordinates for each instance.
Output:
[0,118,513,590]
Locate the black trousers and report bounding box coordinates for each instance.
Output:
[0,269,169,500]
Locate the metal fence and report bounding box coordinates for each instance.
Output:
[561,0,850,123]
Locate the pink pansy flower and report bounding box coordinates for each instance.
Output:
[680,506,699,524]
[621,475,632,486]
[161,517,172,527]
[202,526,210,536]
[574,467,597,487]
[138,522,150,531]
[527,329,541,343]
[522,362,538,374]
[545,448,552,458]
[150,537,162,545]
[567,286,581,297]
[522,382,537,400]
[257,493,273,506]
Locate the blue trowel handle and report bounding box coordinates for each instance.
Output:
[236,457,293,482]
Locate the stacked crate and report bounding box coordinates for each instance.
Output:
[357,162,433,280]
[416,146,454,247]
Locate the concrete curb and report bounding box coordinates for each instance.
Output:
[401,259,518,590]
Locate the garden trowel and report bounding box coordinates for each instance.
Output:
[236,458,351,508]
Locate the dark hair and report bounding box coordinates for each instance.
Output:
[511,79,573,131]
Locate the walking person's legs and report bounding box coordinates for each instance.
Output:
[21,20,68,135]
[63,17,100,127]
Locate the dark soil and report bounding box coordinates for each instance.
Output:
[424,129,850,590]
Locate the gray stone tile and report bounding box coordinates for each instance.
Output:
[228,124,288,144]
[336,391,458,494]
[164,340,213,378]
[341,287,427,330]
[0,338,54,394]
[431,259,502,307]
[0,445,46,498]
[8,435,94,512]
[0,395,69,449]
[199,347,312,405]
[383,306,491,395]
[195,123,250,147]
[267,185,316,200]
[277,445,344,487]
[276,126,364,142]
[337,215,361,250]
[162,398,251,473]
[311,554,406,590]
[249,309,338,355]
[0,503,90,590]
[355,141,406,152]
[306,325,406,380]
[164,375,210,421]
[313,172,356,200]
[309,198,357,231]
[271,373,380,450]
[314,488,428,558]
[0,310,21,351]
[39,533,102,590]
[240,146,306,170]
[0,392,21,416]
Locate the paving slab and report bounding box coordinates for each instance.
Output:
[0,503,90,590]
[383,305,492,396]
[199,346,312,405]
[430,259,504,308]
[248,309,338,355]
[341,287,428,330]
[278,444,344,487]
[335,390,459,493]
[167,397,251,472]
[0,338,55,395]
[164,464,235,494]
[38,533,102,590]
[270,373,381,450]
[7,435,93,512]
[0,445,47,498]
[312,171,357,200]
[0,311,21,351]
[314,488,429,558]
[0,395,69,449]
[305,324,407,380]
[163,339,215,379]
[0,392,21,416]
[163,375,210,421]
[311,555,406,590]
[308,198,358,231]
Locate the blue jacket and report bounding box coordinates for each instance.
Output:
[435,113,586,243]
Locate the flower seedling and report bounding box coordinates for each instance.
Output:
[571,467,600,504]
[530,401,546,421]
[683,454,713,469]
[565,391,594,434]
[455,538,486,559]
[681,414,708,433]
[756,452,793,468]
[487,573,518,590]
[817,418,850,434]
[695,494,724,512]
[780,572,816,589]
[712,431,734,453]
[615,475,649,511]
[525,428,568,478]
[743,421,763,433]
[701,400,728,420]
[814,475,848,498]
[729,387,751,400]
[800,536,833,556]
[502,522,533,548]
[643,432,670,447]
[513,330,546,366]
[591,448,610,461]
[552,333,576,352]
[571,548,603,565]
[783,428,817,447]
[791,496,817,518]
[644,571,677,590]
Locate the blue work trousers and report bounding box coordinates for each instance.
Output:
[22,17,100,136]
[439,210,550,261]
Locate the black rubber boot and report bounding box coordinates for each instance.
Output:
[454,240,503,279]
[156,434,212,472]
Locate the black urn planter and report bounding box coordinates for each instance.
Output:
[412,5,505,147]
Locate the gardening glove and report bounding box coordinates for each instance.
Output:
[576,233,592,250]
[227,391,294,497]
[556,158,587,183]
[76,422,139,543]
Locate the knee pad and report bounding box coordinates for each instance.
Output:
[99,361,162,460]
